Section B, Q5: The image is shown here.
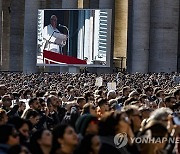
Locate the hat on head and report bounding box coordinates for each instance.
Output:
[75,114,97,136]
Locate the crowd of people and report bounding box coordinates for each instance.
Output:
[0,72,179,154]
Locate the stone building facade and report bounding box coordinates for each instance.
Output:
[0,0,179,73]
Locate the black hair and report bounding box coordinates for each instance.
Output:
[97,98,107,107]
[84,91,93,103]
[8,116,32,130]
[77,97,86,104]
[23,89,31,98]
[138,122,168,140]
[164,96,175,103]
[36,91,46,97]
[28,97,37,106]
[124,97,137,106]
[58,91,62,97]
[99,112,121,136]
[82,103,91,115]
[123,105,138,116]
[39,97,45,105]
[23,109,39,120]
[154,87,162,95]
[29,129,46,154]
[12,92,20,99]
[51,124,70,154]
[0,124,15,144]
[156,90,164,97]
[76,134,97,154]
[122,86,130,94]
[144,86,153,92]
[46,97,51,106]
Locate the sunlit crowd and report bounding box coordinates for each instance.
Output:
[0,72,179,154]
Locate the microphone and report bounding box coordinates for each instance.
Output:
[58,24,70,55]
[54,30,60,33]
[59,24,68,28]
[59,24,65,27]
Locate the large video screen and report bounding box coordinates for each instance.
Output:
[37,9,112,67]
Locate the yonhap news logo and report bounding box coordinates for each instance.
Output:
[114,133,128,148]
[114,132,180,149]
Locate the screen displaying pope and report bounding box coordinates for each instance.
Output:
[42,15,67,54]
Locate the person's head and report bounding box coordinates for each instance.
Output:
[49,91,58,96]
[67,85,75,96]
[36,90,46,98]
[38,98,46,111]
[23,109,40,126]
[98,85,106,91]
[2,95,12,108]
[164,96,176,109]
[139,107,152,119]
[12,92,19,100]
[122,86,131,97]
[0,84,7,96]
[8,117,32,141]
[156,90,165,100]
[77,134,101,154]
[47,101,54,113]
[0,108,8,125]
[47,95,59,108]
[95,90,106,98]
[136,88,142,95]
[128,91,139,100]
[138,121,168,154]
[19,90,24,99]
[50,15,57,29]
[52,124,78,153]
[124,97,137,106]
[139,94,148,104]
[116,111,132,135]
[144,86,153,96]
[30,129,52,154]
[154,87,162,96]
[99,111,119,136]
[0,124,19,146]
[99,111,131,138]
[19,101,26,112]
[123,105,142,133]
[148,107,173,132]
[76,114,99,136]
[97,98,109,114]
[77,97,86,109]
[23,89,32,99]
[84,91,95,103]
[107,90,116,100]
[109,99,120,111]
[82,103,97,117]
[28,97,39,110]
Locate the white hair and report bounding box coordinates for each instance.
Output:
[149,107,173,121]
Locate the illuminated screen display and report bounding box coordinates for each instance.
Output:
[37,9,112,67]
